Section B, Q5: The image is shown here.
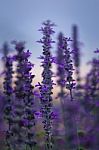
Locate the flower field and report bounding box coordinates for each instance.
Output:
[0,20,99,150]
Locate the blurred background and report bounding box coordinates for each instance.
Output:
[0,0,99,80]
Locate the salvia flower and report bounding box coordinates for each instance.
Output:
[56,32,68,149]
[11,41,36,150]
[3,55,14,150]
[63,36,75,100]
[56,32,66,88]
[91,50,99,149]
[37,20,55,149]
[72,25,80,70]
[57,35,80,149]
[72,25,82,95]
[21,51,36,149]
[84,58,99,113]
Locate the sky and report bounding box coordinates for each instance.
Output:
[0,0,99,79]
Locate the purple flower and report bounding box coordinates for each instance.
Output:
[37,20,55,149]
[11,41,36,149]
[3,55,14,149]
[72,25,81,91]
[56,32,66,88]
[63,36,75,100]
[94,48,99,53]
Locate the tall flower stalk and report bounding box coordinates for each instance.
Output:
[56,32,65,90]
[37,20,55,150]
[72,25,81,85]
[3,55,14,150]
[11,41,36,150]
[56,32,67,149]
[62,36,80,150]
[91,49,99,149]
[20,50,36,150]
[63,36,75,101]
[12,41,27,150]
[83,58,98,113]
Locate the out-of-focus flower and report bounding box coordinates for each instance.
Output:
[11,41,36,149]
[94,48,99,53]
[3,55,14,150]
[56,32,66,88]
[63,36,76,100]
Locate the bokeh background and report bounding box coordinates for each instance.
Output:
[0,0,99,80]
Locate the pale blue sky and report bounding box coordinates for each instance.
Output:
[0,0,99,64]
